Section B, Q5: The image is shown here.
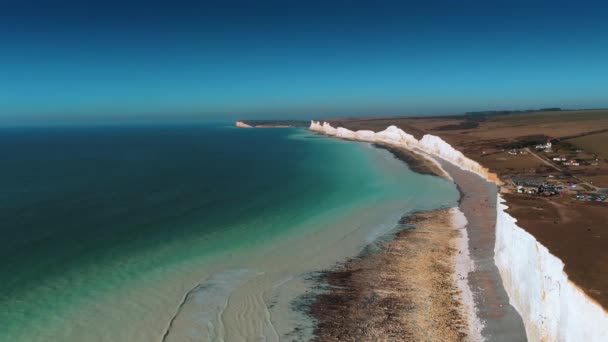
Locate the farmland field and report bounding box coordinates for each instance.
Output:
[566,131,608,159]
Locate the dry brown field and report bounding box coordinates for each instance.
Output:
[566,131,608,160]
[503,194,608,308]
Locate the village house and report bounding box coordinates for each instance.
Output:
[552,154,567,162]
[535,137,559,151]
[517,185,540,194]
[535,142,551,149]
[511,176,546,195]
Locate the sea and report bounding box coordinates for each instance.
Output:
[0,124,458,341]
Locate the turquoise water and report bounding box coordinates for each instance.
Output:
[0,125,458,341]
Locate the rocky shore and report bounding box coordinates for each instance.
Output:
[309,208,471,341]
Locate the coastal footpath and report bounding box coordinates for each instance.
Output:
[309,120,608,341]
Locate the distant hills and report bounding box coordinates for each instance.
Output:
[464,108,562,117]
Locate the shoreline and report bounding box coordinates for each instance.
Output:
[307,123,527,341]
[233,119,608,340]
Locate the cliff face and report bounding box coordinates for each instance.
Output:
[309,120,608,341]
[236,121,253,128]
[309,120,498,184]
[495,196,608,341]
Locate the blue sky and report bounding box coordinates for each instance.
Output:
[1,0,607,124]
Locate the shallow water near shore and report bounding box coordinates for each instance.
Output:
[0,125,458,341]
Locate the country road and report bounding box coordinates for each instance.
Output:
[525,147,563,172]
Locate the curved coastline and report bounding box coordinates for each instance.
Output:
[308,122,490,341]
[310,120,515,341]
[309,120,608,341]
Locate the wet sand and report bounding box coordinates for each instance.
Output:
[439,161,527,341]
[309,208,470,341]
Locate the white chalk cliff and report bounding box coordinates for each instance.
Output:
[495,195,608,341]
[310,120,498,183]
[235,121,253,128]
[310,120,608,341]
